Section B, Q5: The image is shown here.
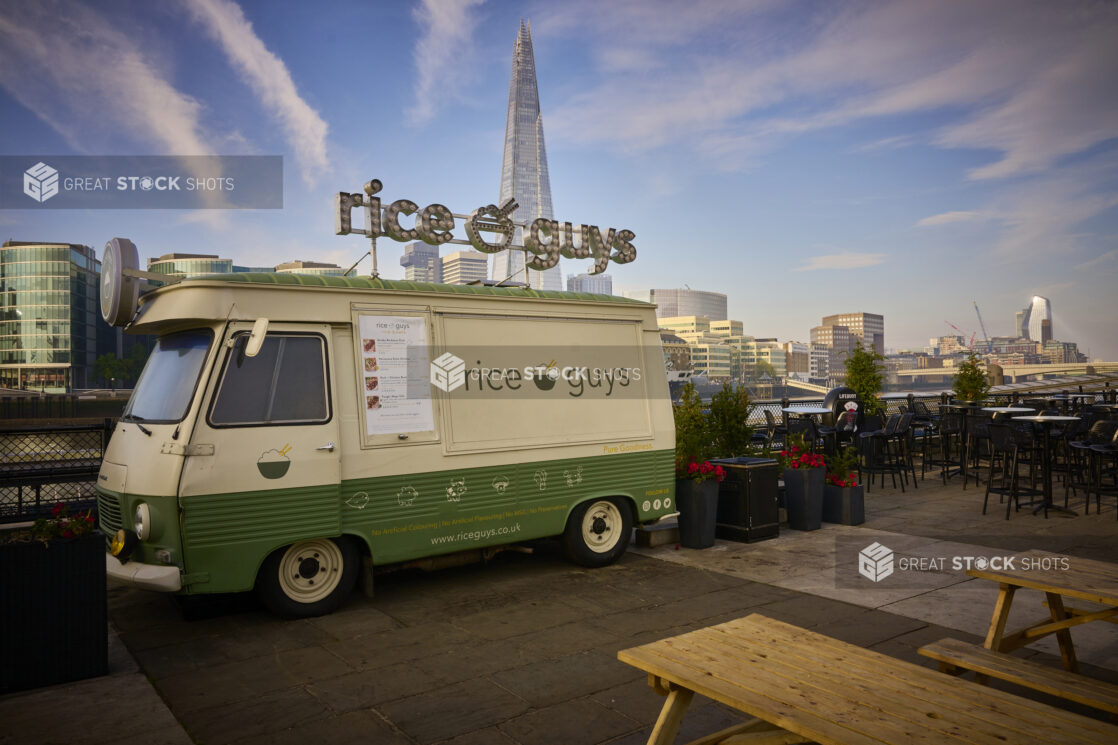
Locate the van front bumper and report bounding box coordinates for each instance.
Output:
[106,553,182,592]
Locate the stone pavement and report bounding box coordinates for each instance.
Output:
[1,474,1116,745]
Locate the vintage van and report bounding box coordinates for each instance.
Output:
[97,243,675,617]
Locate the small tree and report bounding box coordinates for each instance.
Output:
[952,352,990,402]
[123,342,152,385]
[844,341,885,416]
[673,382,712,474]
[93,354,126,389]
[708,381,754,457]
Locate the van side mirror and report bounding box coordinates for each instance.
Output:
[245,318,269,357]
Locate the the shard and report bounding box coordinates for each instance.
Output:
[491,19,562,290]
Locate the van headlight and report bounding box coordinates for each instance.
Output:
[133,503,152,540]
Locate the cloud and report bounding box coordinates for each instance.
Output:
[0,1,213,156]
[541,1,1118,182]
[183,0,330,186]
[1074,249,1118,271]
[793,252,885,272]
[916,211,986,228]
[407,0,485,126]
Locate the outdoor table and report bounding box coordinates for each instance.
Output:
[1013,415,1080,516]
[981,406,1035,415]
[617,613,1118,745]
[967,549,1118,674]
[783,406,833,452]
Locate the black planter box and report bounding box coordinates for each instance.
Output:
[710,457,780,542]
[0,532,108,694]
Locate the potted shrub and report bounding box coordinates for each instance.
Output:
[0,503,107,694]
[673,383,724,548]
[823,446,865,525]
[844,341,886,417]
[708,381,755,457]
[952,352,991,404]
[778,434,826,531]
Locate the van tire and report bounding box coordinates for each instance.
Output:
[257,537,358,618]
[563,497,632,567]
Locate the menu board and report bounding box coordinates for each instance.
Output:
[357,315,433,436]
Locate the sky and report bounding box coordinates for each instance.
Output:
[1,0,1116,359]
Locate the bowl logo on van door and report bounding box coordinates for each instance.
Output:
[257,445,291,479]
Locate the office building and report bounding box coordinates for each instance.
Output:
[809,343,831,380]
[821,312,884,354]
[783,341,810,380]
[275,260,348,276]
[147,253,234,278]
[492,20,562,291]
[1020,295,1053,343]
[622,289,728,321]
[566,273,612,294]
[1014,309,1028,339]
[1,241,100,391]
[660,333,692,373]
[400,242,442,283]
[441,250,489,285]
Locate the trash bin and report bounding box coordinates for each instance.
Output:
[709,457,779,542]
[676,479,718,548]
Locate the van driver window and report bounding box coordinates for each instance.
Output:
[210,334,329,425]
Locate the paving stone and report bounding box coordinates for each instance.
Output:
[234,709,412,745]
[811,610,928,648]
[508,620,624,663]
[377,679,531,744]
[306,601,402,639]
[450,598,592,641]
[589,678,669,725]
[433,726,519,745]
[498,697,638,745]
[179,686,331,745]
[489,650,642,707]
[155,644,353,715]
[322,620,477,670]
[306,660,449,710]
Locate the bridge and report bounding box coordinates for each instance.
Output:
[893,361,1118,384]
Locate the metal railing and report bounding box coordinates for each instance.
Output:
[0,421,113,524]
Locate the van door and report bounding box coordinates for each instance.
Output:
[178,322,341,593]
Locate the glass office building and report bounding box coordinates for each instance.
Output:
[492,20,562,291]
[623,289,728,321]
[0,241,100,391]
[1022,295,1053,343]
[147,253,234,278]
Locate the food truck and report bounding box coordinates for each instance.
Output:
[97,183,675,617]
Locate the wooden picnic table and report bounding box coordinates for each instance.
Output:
[967,549,1118,673]
[618,613,1118,745]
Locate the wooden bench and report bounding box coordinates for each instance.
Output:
[619,613,1118,744]
[919,637,1118,716]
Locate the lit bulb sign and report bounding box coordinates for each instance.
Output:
[335,179,635,274]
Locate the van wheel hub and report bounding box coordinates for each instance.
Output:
[581,501,623,554]
[278,540,343,603]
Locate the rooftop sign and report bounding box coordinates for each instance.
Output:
[335,179,635,279]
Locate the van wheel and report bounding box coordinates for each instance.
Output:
[257,537,358,618]
[563,498,632,567]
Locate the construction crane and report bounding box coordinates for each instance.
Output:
[944,321,976,350]
[973,301,992,353]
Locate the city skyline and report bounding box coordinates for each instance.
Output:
[0,1,1115,358]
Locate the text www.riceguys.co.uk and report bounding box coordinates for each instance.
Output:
[430,523,521,545]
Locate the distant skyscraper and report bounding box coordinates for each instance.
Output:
[492,19,562,291]
[1014,309,1028,339]
[622,289,728,321]
[1023,295,1052,343]
[567,273,613,294]
[442,250,489,285]
[821,312,884,355]
[400,242,441,283]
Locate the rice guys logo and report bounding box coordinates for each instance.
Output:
[431,352,466,392]
[24,162,59,203]
[859,542,894,582]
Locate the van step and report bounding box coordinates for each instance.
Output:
[635,521,679,548]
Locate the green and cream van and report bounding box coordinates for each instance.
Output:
[97,241,675,617]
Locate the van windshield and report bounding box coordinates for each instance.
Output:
[124,329,213,423]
